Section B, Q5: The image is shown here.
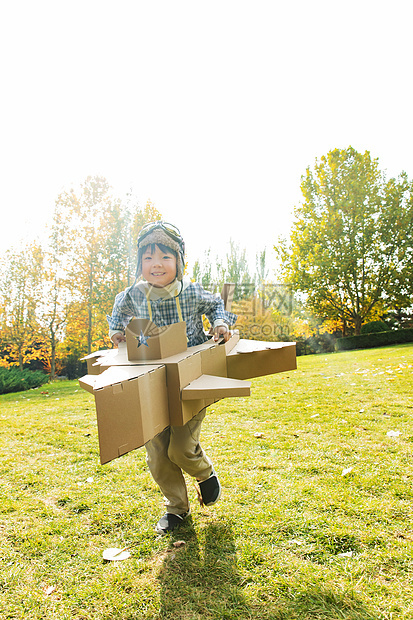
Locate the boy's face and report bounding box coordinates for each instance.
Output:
[141,244,177,288]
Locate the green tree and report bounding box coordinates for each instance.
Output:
[0,243,44,369]
[256,249,269,286]
[192,249,214,290]
[276,147,413,335]
[38,209,74,379]
[52,176,133,354]
[191,241,254,300]
[225,240,253,300]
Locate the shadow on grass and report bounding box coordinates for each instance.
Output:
[156,518,381,620]
[157,518,247,619]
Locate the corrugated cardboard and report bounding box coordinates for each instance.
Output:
[154,342,231,426]
[91,338,232,425]
[81,349,115,375]
[182,374,251,400]
[79,324,296,464]
[224,331,240,353]
[226,339,297,380]
[126,318,187,360]
[94,336,229,372]
[79,365,169,465]
[199,340,227,377]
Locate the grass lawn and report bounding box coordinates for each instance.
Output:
[1,343,413,619]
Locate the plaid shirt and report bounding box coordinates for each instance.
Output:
[107,281,237,347]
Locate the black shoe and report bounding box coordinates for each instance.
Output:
[198,469,222,506]
[155,511,189,535]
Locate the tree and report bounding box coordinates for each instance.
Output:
[0,179,164,375]
[52,176,130,354]
[192,249,214,290]
[256,249,269,287]
[0,243,44,369]
[51,179,163,357]
[190,241,254,301]
[225,240,253,300]
[276,147,413,334]
[38,212,74,380]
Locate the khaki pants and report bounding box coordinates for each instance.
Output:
[145,408,212,515]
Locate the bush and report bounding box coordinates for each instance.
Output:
[336,328,413,351]
[0,367,49,394]
[61,354,87,380]
[361,320,390,334]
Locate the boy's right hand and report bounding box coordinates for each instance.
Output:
[111,333,126,347]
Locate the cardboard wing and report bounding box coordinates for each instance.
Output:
[79,324,296,464]
[226,339,297,380]
[79,365,169,465]
[182,374,250,400]
[81,349,117,375]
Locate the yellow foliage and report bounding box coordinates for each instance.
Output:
[318,318,343,335]
[231,297,295,342]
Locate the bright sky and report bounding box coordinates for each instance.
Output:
[1,0,412,275]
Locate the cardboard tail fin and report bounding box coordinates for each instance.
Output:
[181,374,250,400]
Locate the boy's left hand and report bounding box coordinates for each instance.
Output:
[213,325,230,342]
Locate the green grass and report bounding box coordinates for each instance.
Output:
[1,344,413,619]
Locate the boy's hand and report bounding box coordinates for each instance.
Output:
[213,325,230,342]
[111,333,126,347]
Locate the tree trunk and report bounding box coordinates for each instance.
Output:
[354,316,362,336]
[87,266,93,354]
[50,332,56,381]
[87,303,93,355]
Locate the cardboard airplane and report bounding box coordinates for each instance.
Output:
[79,288,296,465]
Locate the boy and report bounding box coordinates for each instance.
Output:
[107,221,237,535]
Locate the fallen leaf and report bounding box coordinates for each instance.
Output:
[337,551,353,558]
[102,547,131,561]
[44,585,56,596]
[173,540,186,548]
[387,430,401,437]
[341,467,353,477]
[394,531,413,541]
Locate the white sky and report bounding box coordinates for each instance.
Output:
[1,0,412,275]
